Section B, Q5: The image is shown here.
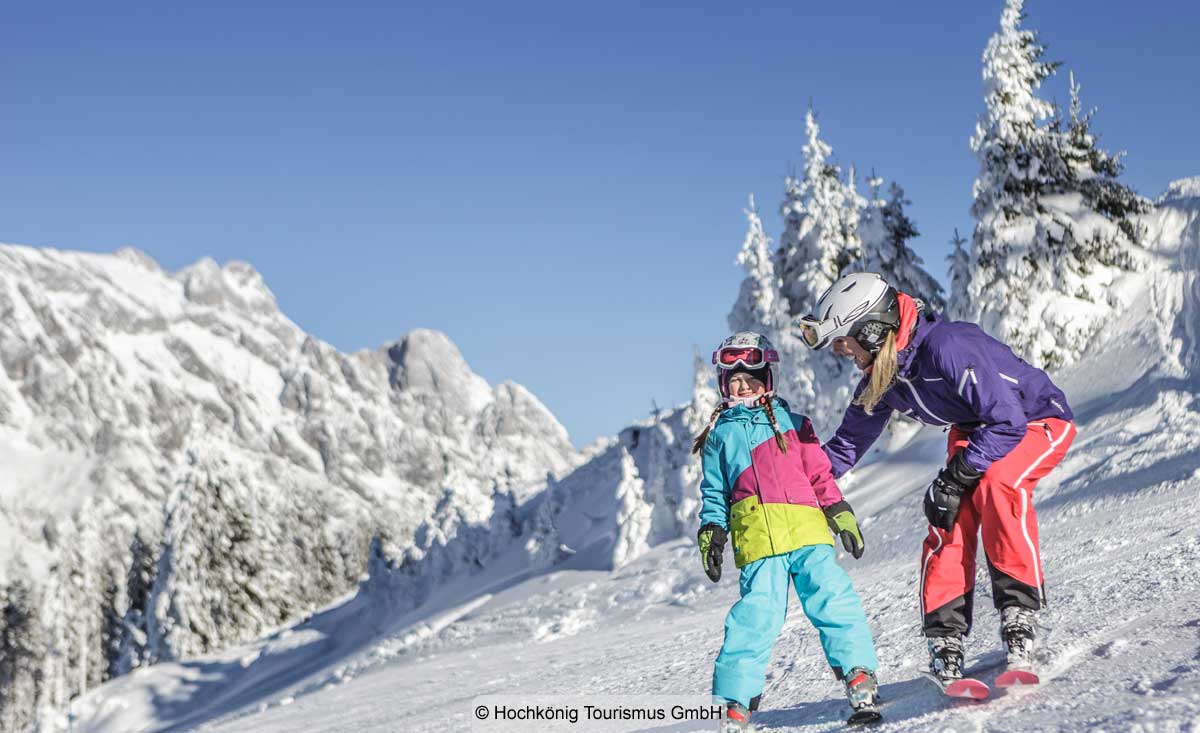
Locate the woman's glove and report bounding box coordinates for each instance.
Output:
[923,452,984,531]
[823,500,865,559]
[697,524,727,582]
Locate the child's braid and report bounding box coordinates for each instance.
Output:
[761,396,789,454]
[691,405,725,455]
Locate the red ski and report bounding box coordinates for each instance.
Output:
[922,671,990,700]
[995,669,1039,688]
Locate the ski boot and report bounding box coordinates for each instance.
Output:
[925,635,989,699]
[996,606,1040,687]
[927,635,965,685]
[844,668,882,724]
[1000,606,1036,668]
[716,698,752,733]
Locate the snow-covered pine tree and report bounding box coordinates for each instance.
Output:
[857,176,946,310]
[52,513,120,700]
[726,109,866,432]
[844,164,868,264]
[946,228,972,319]
[0,564,47,733]
[1058,71,1152,266]
[966,0,1150,368]
[111,529,159,675]
[776,109,865,315]
[729,195,786,336]
[726,196,815,420]
[685,347,718,437]
[145,462,297,663]
[967,0,1061,358]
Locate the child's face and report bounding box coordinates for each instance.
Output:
[728,372,767,398]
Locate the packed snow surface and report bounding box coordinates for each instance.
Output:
[63,187,1200,731]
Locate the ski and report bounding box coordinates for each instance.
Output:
[921,671,990,700]
[995,668,1039,688]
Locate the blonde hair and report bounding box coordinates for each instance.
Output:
[762,397,789,453]
[855,329,898,414]
[691,405,723,455]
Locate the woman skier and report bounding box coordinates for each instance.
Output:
[799,272,1075,691]
[695,331,881,730]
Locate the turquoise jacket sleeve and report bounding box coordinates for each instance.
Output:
[697,430,730,530]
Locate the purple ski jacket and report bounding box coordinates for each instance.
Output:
[823,311,1074,478]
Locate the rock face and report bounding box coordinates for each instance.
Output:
[0,244,578,728]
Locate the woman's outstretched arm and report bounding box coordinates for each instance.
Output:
[822,379,893,478]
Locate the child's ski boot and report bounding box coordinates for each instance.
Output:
[717,698,752,733]
[996,606,1040,687]
[844,668,882,725]
[923,635,989,699]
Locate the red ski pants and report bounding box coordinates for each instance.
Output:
[920,418,1075,635]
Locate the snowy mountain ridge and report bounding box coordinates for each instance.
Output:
[0,244,580,729]
[1160,176,1200,204]
[61,179,1200,732]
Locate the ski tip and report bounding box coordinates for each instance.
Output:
[847,709,883,726]
[944,678,991,700]
[995,669,1040,688]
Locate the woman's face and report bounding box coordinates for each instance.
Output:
[728,372,767,398]
[832,337,875,371]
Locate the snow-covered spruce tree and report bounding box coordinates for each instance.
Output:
[132,457,366,668]
[729,195,786,336]
[776,109,865,313]
[685,347,719,437]
[946,228,972,319]
[110,529,159,675]
[363,482,522,606]
[857,176,946,310]
[145,463,296,663]
[727,197,815,418]
[727,109,866,432]
[42,518,114,711]
[966,0,1150,368]
[0,564,47,733]
[1059,71,1152,263]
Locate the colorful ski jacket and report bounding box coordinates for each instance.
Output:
[698,397,842,568]
[823,311,1074,478]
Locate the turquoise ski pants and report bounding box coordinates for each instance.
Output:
[712,544,878,708]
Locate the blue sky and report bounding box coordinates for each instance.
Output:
[2,1,1197,447]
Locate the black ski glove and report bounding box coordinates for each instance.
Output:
[923,452,984,531]
[697,523,727,583]
[822,500,865,559]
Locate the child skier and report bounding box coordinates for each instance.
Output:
[695,331,881,730]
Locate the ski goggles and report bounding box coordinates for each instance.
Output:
[712,346,778,370]
[797,315,836,350]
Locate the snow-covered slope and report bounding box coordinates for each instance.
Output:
[66,181,1200,732]
[0,245,579,729]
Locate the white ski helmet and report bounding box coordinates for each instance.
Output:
[712,331,779,398]
[798,272,900,353]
